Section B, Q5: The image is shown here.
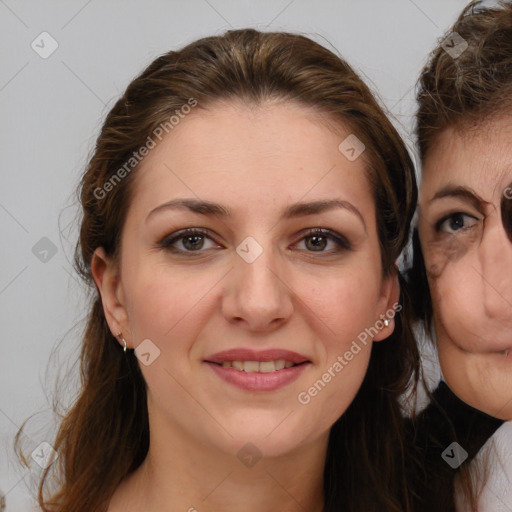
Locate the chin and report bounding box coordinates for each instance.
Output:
[206,416,322,460]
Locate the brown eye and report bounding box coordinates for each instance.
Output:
[157,228,220,253]
[181,234,206,251]
[295,229,352,253]
[305,234,328,251]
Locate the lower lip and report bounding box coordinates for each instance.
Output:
[206,362,309,391]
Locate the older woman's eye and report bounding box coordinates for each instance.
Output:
[435,212,479,234]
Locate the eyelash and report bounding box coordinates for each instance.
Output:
[156,227,352,255]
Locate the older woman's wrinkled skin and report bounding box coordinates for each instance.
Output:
[418,119,512,421]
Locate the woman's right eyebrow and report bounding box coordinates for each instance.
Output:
[430,185,489,213]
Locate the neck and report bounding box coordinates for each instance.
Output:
[109,411,327,512]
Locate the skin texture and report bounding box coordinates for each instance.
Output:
[92,100,398,512]
[418,117,512,422]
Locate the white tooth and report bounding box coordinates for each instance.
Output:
[232,361,244,371]
[259,361,276,373]
[275,359,286,370]
[222,361,231,368]
[243,361,260,373]
[284,361,294,368]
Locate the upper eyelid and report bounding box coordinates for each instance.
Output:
[433,209,482,225]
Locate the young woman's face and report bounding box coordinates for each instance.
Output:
[97,101,397,459]
[418,117,512,419]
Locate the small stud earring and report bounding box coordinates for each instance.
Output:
[383,319,390,327]
[116,332,127,352]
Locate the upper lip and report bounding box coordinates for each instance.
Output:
[205,349,310,364]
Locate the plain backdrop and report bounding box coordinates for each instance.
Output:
[0,1,508,510]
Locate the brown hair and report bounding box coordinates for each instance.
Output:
[412,1,512,509]
[16,28,419,511]
[416,0,512,164]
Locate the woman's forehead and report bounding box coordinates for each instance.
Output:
[421,120,512,195]
[129,102,374,220]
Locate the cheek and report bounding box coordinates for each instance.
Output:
[306,347,372,430]
[422,234,472,279]
[422,233,481,338]
[429,266,474,330]
[297,268,378,389]
[123,261,211,344]
[294,271,375,431]
[303,265,382,340]
[428,252,504,351]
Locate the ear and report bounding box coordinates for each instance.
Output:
[372,271,400,342]
[91,247,130,349]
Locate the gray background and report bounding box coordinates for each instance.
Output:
[0,0,488,510]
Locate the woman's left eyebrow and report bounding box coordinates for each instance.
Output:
[430,185,489,213]
[283,199,366,232]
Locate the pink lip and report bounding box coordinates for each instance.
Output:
[206,361,309,391]
[204,348,311,392]
[205,348,310,364]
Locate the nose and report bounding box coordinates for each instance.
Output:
[478,212,512,320]
[222,241,294,333]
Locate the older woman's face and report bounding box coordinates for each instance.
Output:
[418,118,512,419]
[95,100,397,459]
